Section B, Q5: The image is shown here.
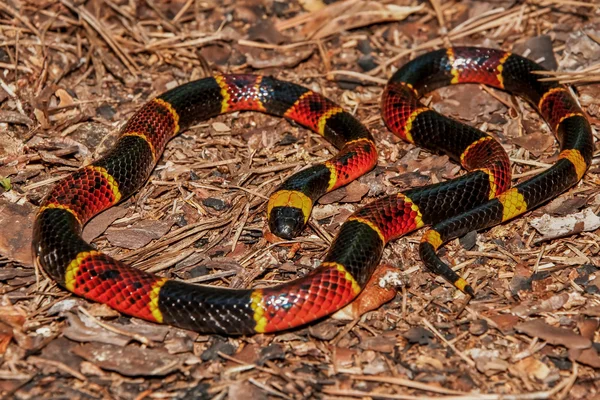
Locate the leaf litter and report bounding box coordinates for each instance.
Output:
[0,0,599,399]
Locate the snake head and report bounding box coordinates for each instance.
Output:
[268,206,306,240]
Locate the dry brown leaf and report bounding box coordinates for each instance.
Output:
[512,131,555,156]
[82,206,128,242]
[340,180,369,203]
[513,35,558,70]
[55,88,75,108]
[577,319,599,340]
[434,84,507,120]
[568,347,600,368]
[105,219,174,249]
[488,314,520,333]
[541,195,587,216]
[318,187,346,205]
[515,320,591,350]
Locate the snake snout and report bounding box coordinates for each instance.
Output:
[269,207,306,240]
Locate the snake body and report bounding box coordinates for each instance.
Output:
[33,48,593,334]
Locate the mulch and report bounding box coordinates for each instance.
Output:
[1,0,599,399]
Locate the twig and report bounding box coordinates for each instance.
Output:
[0,61,33,73]
[421,317,476,367]
[428,0,448,35]
[371,6,551,76]
[326,70,387,85]
[27,356,86,381]
[513,166,549,179]
[537,0,598,7]
[248,378,293,400]
[21,175,70,191]
[325,362,578,399]
[231,203,250,253]
[78,306,155,346]
[509,158,553,168]
[238,39,316,51]
[351,375,466,396]
[0,2,41,37]
[331,316,362,346]
[145,32,227,51]
[60,0,139,75]
[0,76,25,114]
[144,0,180,32]
[185,270,237,284]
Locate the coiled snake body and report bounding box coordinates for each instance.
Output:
[33,48,593,334]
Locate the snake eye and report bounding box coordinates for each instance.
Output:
[269,206,306,239]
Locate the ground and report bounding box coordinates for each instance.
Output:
[1,0,600,399]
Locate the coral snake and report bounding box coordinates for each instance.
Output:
[33,47,593,334]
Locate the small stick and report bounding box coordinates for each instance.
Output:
[351,375,466,396]
[327,70,387,85]
[421,317,476,367]
[248,378,292,400]
[0,76,25,114]
[22,175,70,191]
[513,166,549,179]
[185,270,237,284]
[509,158,553,168]
[78,306,155,346]
[231,203,250,253]
[27,356,86,381]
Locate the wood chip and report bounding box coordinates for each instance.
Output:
[530,208,600,243]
